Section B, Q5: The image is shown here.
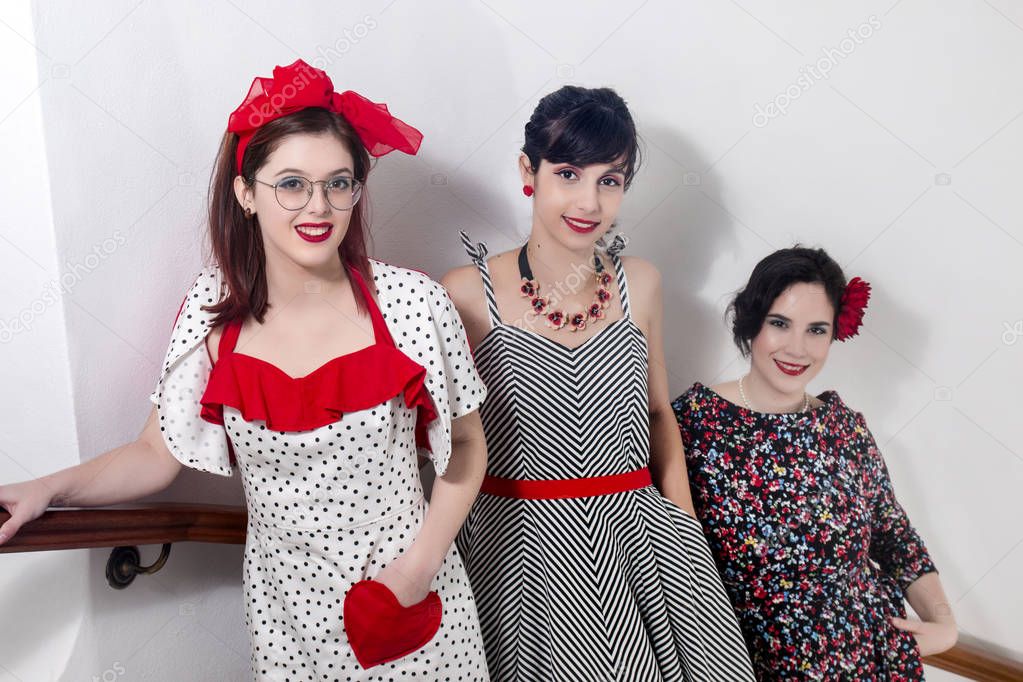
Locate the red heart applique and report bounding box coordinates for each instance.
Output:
[343,579,443,669]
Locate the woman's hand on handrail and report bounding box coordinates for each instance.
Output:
[0,477,55,545]
[0,405,183,546]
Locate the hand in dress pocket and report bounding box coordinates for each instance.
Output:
[343,579,443,669]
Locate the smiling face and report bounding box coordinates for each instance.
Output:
[521,155,626,250]
[234,132,356,274]
[749,281,835,397]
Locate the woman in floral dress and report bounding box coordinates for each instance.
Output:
[673,246,958,680]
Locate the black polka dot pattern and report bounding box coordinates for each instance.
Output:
[149,268,234,475]
[149,262,489,679]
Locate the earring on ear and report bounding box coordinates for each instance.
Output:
[522,185,534,197]
[244,207,253,219]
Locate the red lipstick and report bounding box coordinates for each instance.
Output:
[295,222,333,243]
[774,359,809,376]
[562,216,600,234]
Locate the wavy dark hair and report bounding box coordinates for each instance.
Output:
[522,85,642,189]
[729,246,848,356]
[204,107,373,326]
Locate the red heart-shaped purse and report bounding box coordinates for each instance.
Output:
[343,579,443,669]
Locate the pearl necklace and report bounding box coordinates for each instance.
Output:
[738,374,810,413]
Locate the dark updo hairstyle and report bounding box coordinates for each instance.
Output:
[205,107,373,326]
[729,246,848,356]
[522,85,642,189]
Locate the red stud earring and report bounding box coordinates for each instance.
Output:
[522,185,534,197]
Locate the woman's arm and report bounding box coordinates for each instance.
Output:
[856,412,958,655]
[0,405,183,544]
[627,257,696,516]
[372,410,487,605]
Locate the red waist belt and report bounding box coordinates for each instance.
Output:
[480,467,652,500]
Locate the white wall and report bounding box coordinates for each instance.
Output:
[0,3,89,680]
[2,2,249,680]
[1,0,1019,679]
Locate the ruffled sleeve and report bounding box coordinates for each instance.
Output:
[149,267,234,477]
[856,412,936,590]
[430,287,487,419]
[373,261,486,477]
[419,281,486,476]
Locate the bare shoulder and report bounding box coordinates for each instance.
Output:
[440,264,483,303]
[617,255,661,326]
[441,247,518,304]
[441,264,488,321]
[619,255,662,293]
[440,264,490,344]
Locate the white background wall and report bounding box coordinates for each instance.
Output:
[1,1,1019,679]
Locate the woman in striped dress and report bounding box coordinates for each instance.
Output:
[443,86,754,681]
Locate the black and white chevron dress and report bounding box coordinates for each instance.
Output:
[455,233,755,682]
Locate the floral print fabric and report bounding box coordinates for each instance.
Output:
[673,382,937,680]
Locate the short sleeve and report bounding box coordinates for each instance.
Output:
[433,287,487,419]
[372,261,487,478]
[150,293,190,406]
[150,269,234,477]
[857,412,936,590]
[423,283,486,477]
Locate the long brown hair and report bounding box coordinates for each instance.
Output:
[205,107,373,326]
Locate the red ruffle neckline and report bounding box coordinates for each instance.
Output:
[199,342,438,440]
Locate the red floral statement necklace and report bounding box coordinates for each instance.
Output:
[518,243,613,332]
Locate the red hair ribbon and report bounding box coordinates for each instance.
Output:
[227,59,423,174]
[836,276,871,341]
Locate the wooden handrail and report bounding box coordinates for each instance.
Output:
[1,506,1021,680]
[926,635,1023,681]
[0,504,246,553]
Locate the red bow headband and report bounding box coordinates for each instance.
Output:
[835,277,871,341]
[227,59,423,174]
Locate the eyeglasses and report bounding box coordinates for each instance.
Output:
[251,175,363,211]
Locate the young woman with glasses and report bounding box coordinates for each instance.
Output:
[0,60,491,680]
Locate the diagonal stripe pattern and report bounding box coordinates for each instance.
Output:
[456,233,755,681]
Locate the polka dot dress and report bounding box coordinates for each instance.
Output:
[150,261,489,681]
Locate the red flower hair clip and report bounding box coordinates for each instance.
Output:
[836,277,871,341]
[227,59,423,173]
